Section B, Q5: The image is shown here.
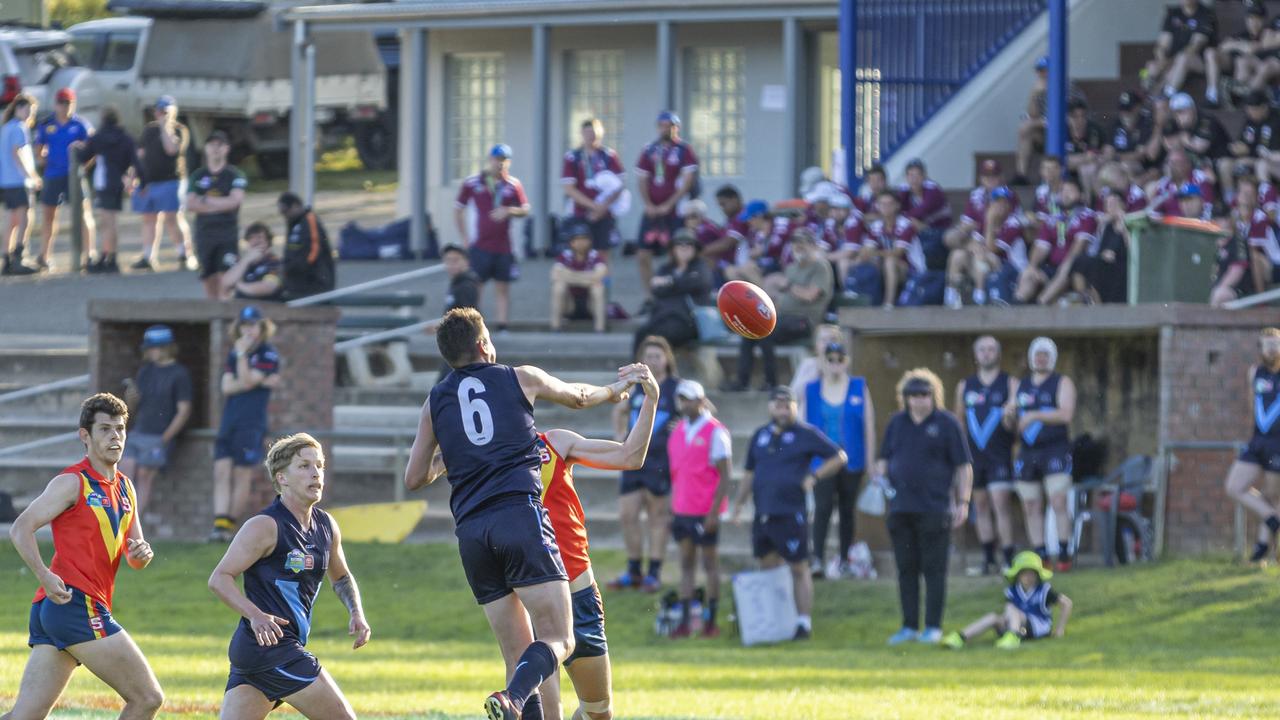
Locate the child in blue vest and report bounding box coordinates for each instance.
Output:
[942,551,1072,649]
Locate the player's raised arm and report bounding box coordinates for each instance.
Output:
[208,515,291,647]
[404,397,438,492]
[548,365,659,470]
[326,520,371,650]
[9,473,80,604]
[516,363,635,409]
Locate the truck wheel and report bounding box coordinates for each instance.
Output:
[256,151,289,180]
[355,118,396,171]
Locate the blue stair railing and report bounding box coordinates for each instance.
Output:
[845,0,1048,177]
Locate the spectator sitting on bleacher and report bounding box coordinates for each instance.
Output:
[1093,162,1149,214]
[1143,0,1218,105]
[1103,92,1160,184]
[219,222,282,301]
[867,190,919,308]
[854,164,889,219]
[725,200,790,286]
[1228,91,1280,189]
[1069,189,1129,305]
[1016,173,1097,305]
[1162,93,1231,196]
[632,230,710,357]
[1065,98,1105,201]
[944,159,1017,253]
[1174,182,1214,222]
[828,194,867,285]
[945,186,1025,308]
[1214,176,1264,307]
[1014,56,1088,186]
[681,198,732,282]
[550,221,608,333]
[727,229,832,392]
[1031,155,1065,228]
[1234,174,1280,293]
[1213,2,1278,105]
[278,191,336,302]
[898,159,952,232]
[1148,149,1218,216]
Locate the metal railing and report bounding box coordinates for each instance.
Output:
[0,375,89,406]
[846,0,1047,175]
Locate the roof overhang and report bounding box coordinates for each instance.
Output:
[280,0,838,32]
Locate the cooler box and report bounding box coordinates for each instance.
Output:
[1125,215,1222,305]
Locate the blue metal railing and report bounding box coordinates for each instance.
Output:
[841,0,1047,183]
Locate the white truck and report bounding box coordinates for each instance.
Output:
[68,0,388,178]
[0,26,104,126]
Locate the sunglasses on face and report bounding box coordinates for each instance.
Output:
[825,354,845,363]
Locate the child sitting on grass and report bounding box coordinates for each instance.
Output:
[942,551,1072,649]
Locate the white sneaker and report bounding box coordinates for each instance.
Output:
[972,288,987,306]
[944,287,962,309]
[824,556,843,580]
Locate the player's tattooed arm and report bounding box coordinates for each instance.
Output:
[333,574,362,615]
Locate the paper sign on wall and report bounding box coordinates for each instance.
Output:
[761,85,787,111]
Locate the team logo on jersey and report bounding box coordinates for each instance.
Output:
[756,431,771,447]
[1257,378,1274,395]
[782,432,795,444]
[285,549,314,574]
[45,125,55,135]
[86,492,111,509]
[1018,392,1035,407]
[965,391,982,407]
[849,395,863,406]
[926,423,940,438]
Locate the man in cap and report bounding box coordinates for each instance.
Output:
[945,158,1018,252]
[635,111,699,306]
[732,385,846,640]
[1148,148,1218,217]
[1164,93,1229,178]
[33,87,94,272]
[121,325,192,513]
[550,219,608,332]
[1064,98,1105,200]
[667,379,732,638]
[1228,91,1280,189]
[1004,337,1077,572]
[133,95,193,271]
[277,191,335,301]
[1014,56,1088,186]
[1175,182,1213,222]
[454,143,530,333]
[1103,91,1159,181]
[186,130,248,299]
[945,185,1026,308]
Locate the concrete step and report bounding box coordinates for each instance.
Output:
[0,418,78,447]
[0,348,88,379]
[0,457,74,502]
[0,386,91,418]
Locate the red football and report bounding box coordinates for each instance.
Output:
[717,280,777,340]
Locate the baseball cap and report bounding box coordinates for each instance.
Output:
[671,228,698,246]
[239,305,264,323]
[140,324,175,349]
[1247,0,1267,16]
[676,379,706,401]
[991,185,1015,202]
[1245,89,1270,107]
[1117,91,1137,111]
[564,220,592,239]
[1035,55,1050,71]
[737,199,769,222]
[770,386,796,402]
[902,377,933,396]
[824,342,847,356]
[1177,182,1202,198]
[1169,92,1195,112]
[489,143,512,159]
[1068,96,1089,112]
[980,158,1002,176]
[155,95,176,110]
[55,88,75,103]
[905,158,926,173]
[828,193,852,209]
[206,129,230,145]
[657,110,681,126]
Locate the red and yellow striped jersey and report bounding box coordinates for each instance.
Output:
[537,433,591,582]
[33,458,137,610]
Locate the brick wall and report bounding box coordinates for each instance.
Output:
[88,300,339,539]
[1163,448,1238,555]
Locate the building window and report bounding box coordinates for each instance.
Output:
[447,53,505,180]
[685,47,745,177]
[565,50,624,149]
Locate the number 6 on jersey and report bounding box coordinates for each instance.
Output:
[458,377,494,445]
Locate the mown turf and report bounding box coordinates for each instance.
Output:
[0,542,1277,719]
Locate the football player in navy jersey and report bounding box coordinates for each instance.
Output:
[1225,328,1280,562]
[209,433,369,719]
[403,307,638,720]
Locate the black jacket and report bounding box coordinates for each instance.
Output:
[650,258,711,323]
[283,208,336,300]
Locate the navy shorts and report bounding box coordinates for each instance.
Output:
[456,494,568,605]
[39,175,82,207]
[196,233,240,279]
[752,512,810,563]
[671,513,718,546]
[972,458,1014,490]
[1,185,28,210]
[133,179,182,214]
[123,431,172,469]
[565,583,608,667]
[28,587,122,650]
[470,246,518,283]
[1016,444,1073,482]
[214,423,266,467]
[94,185,124,212]
[638,213,678,255]
[226,643,321,703]
[1240,436,1280,472]
[620,469,670,497]
[575,215,617,252]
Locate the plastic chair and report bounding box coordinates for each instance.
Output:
[1070,455,1153,567]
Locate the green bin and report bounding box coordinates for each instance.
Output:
[1125,214,1223,305]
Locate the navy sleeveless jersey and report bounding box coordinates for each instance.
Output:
[229,498,332,671]
[962,372,1015,464]
[1016,373,1069,448]
[621,376,679,478]
[430,362,541,522]
[1254,366,1280,440]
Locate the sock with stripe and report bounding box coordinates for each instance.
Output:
[505,641,557,712]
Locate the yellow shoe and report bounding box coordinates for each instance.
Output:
[995,631,1022,650]
[941,631,965,650]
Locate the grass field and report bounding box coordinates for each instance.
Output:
[0,542,1277,719]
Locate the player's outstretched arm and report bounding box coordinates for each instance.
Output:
[404,398,438,492]
[208,516,292,647]
[326,521,371,650]
[9,473,79,604]
[516,363,633,410]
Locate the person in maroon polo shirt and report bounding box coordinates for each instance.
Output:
[550,221,608,333]
[635,111,699,306]
[899,159,952,232]
[560,117,625,261]
[454,143,530,332]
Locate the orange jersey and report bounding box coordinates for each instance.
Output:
[34,458,137,610]
[537,433,591,581]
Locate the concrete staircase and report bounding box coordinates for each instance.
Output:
[0,341,90,508]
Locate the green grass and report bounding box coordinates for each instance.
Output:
[0,543,1278,718]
